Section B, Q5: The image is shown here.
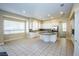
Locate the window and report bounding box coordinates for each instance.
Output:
[32,20,39,30]
[62,23,67,31]
[26,20,40,32]
[4,20,25,34]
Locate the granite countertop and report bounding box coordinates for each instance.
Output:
[40,32,56,35]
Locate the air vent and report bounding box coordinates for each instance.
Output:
[60,4,64,7]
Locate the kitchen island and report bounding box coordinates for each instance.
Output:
[40,32,57,43]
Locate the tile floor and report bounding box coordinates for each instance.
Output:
[0,36,74,56]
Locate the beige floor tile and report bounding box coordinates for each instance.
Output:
[0,36,74,56]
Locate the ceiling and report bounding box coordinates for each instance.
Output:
[0,3,73,20]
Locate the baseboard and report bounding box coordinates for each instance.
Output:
[4,37,25,42]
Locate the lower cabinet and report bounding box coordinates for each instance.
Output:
[40,34,57,43]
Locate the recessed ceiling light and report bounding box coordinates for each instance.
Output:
[22,10,26,14]
[60,11,64,15]
[60,3,64,7]
[48,14,50,17]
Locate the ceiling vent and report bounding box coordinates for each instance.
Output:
[60,4,64,7]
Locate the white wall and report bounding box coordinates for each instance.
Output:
[42,20,59,29]
[0,15,4,45]
[74,11,79,42]
[74,10,79,55]
[69,3,79,56]
[4,33,25,42]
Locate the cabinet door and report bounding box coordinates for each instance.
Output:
[50,35,56,43]
[40,35,49,42]
[43,35,49,42]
